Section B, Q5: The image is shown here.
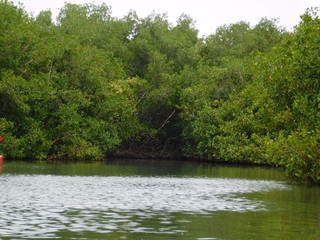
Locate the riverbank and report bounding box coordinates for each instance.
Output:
[0,1,319,184]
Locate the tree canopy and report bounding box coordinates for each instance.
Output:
[0,1,319,183]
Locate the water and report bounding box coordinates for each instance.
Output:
[0,160,319,240]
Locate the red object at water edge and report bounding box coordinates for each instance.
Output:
[0,136,3,166]
[0,136,3,165]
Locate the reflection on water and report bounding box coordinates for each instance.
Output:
[0,175,286,239]
[0,161,319,240]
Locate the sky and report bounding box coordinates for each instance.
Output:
[11,0,319,36]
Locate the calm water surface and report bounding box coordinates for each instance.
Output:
[0,159,319,240]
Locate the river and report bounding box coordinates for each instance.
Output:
[0,159,319,240]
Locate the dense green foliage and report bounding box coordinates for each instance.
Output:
[0,0,319,183]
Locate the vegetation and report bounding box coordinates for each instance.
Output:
[0,0,319,183]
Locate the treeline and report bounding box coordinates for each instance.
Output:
[0,1,319,183]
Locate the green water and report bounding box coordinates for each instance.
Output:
[0,159,319,240]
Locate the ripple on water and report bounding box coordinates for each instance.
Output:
[0,175,288,238]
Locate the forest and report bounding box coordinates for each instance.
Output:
[0,0,319,183]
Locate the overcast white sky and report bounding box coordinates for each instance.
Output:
[11,0,319,36]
